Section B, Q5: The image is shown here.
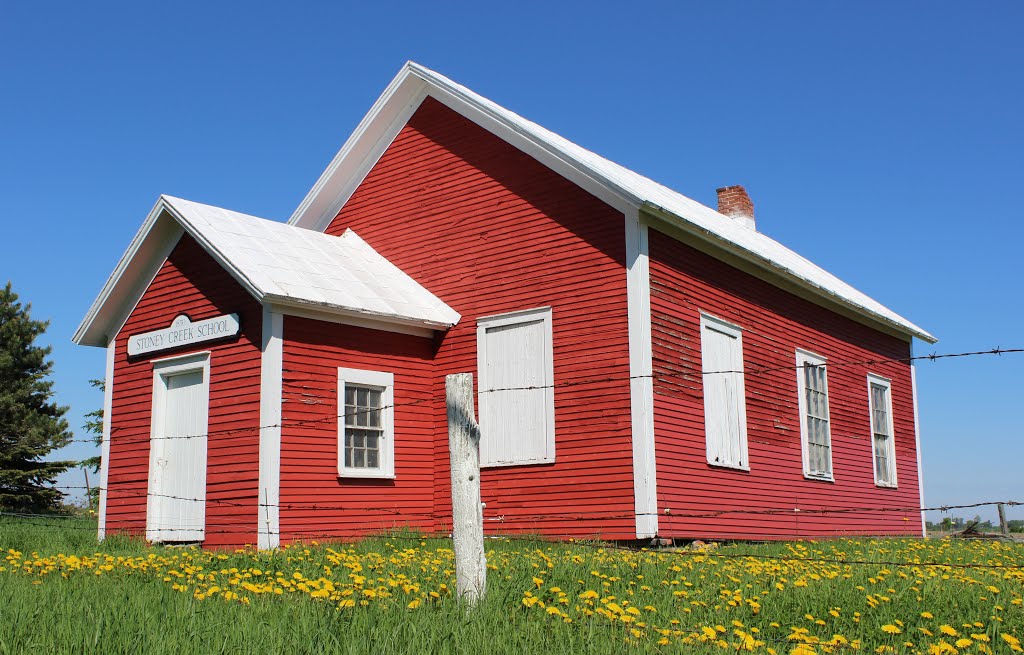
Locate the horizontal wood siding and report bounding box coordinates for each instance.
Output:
[649,227,922,539]
[327,97,635,539]
[279,316,437,542]
[107,235,262,547]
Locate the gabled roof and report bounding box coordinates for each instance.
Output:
[289,62,936,344]
[73,195,460,346]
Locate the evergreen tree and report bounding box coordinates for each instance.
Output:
[0,282,74,511]
[80,379,104,509]
[80,379,104,473]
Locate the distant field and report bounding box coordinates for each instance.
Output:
[0,516,1021,654]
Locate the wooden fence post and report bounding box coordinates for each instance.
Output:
[446,373,486,606]
[998,503,1010,538]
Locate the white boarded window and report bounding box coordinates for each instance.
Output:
[337,368,395,479]
[477,307,554,467]
[868,374,897,487]
[699,314,749,470]
[796,349,833,480]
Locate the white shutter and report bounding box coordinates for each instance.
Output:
[699,314,749,469]
[478,308,554,467]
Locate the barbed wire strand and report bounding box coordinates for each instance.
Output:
[54,345,1024,446]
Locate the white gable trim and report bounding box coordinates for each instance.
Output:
[75,201,184,347]
[289,81,430,233]
[288,63,635,232]
[625,208,658,539]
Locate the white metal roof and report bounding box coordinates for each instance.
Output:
[289,62,935,343]
[73,195,460,346]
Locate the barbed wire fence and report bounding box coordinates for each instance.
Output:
[2,344,1021,585]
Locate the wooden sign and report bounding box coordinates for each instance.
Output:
[128,313,240,357]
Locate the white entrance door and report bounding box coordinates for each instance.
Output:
[147,360,208,543]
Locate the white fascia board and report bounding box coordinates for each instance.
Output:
[419,76,635,215]
[641,204,938,345]
[258,308,283,549]
[289,68,430,230]
[266,295,457,332]
[74,199,180,346]
[268,302,438,339]
[625,208,658,539]
[74,197,266,348]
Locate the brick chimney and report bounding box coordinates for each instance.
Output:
[716,185,755,230]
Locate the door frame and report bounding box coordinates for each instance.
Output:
[146,351,211,543]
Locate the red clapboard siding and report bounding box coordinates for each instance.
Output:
[107,235,262,547]
[327,97,636,539]
[278,316,437,543]
[648,228,923,539]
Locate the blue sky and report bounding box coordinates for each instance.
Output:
[1,2,1020,523]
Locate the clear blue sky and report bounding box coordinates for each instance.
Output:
[2,2,1020,523]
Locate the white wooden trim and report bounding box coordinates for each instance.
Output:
[625,208,658,538]
[866,373,898,488]
[293,84,429,231]
[911,361,926,537]
[698,312,750,471]
[795,348,835,482]
[476,306,556,468]
[425,86,634,215]
[97,339,116,541]
[146,351,211,543]
[268,302,436,338]
[337,367,396,479]
[288,64,635,232]
[258,308,283,549]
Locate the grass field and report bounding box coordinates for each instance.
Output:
[0,517,1021,654]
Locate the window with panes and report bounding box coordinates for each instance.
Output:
[796,351,833,479]
[343,385,383,470]
[337,368,394,478]
[868,375,896,486]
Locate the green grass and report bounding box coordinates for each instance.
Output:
[1,516,1022,654]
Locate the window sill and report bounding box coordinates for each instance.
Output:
[803,472,835,483]
[875,481,898,489]
[481,457,555,469]
[338,469,395,480]
[707,461,750,472]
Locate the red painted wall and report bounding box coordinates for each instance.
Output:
[107,235,262,547]
[278,317,437,543]
[327,97,637,538]
[648,227,922,539]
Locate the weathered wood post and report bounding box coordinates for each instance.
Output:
[446,373,487,606]
[998,503,1010,538]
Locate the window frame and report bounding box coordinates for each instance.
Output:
[337,367,395,479]
[698,312,750,471]
[795,348,834,482]
[867,373,898,488]
[476,306,555,468]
